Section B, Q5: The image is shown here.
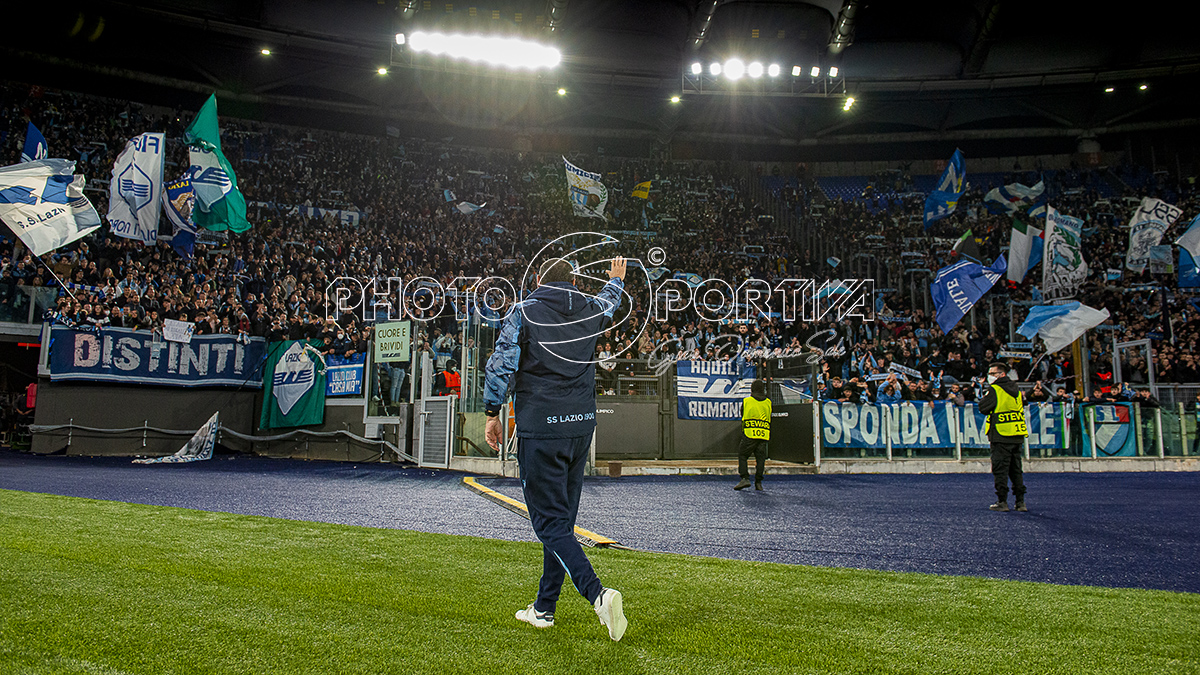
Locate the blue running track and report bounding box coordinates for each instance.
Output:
[2,451,1197,594]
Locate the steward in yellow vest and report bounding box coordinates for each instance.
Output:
[735,380,771,491]
[978,363,1028,512]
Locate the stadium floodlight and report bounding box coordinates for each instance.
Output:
[767,63,780,77]
[843,96,855,111]
[1105,86,1115,93]
[748,62,763,78]
[671,95,681,103]
[791,65,801,77]
[829,66,839,77]
[260,48,271,55]
[724,58,745,80]
[557,88,567,96]
[377,67,389,75]
[407,31,561,69]
[395,33,406,45]
[810,66,821,77]
[691,62,702,75]
[1139,84,1148,90]
[710,62,722,76]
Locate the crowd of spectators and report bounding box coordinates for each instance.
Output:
[2,80,1200,409]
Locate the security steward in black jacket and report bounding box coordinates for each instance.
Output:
[978,362,1028,512]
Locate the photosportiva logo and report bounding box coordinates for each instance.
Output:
[324,231,877,365]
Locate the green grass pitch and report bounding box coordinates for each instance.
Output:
[2,488,1198,674]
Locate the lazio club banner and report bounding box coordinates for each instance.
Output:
[677,360,757,420]
[261,340,327,429]
[325,352,365,397]
[49,326,265,387]
[819,401,1069,450]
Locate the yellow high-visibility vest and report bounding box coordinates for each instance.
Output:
[986,384,1027,437]
[742,396,771,440]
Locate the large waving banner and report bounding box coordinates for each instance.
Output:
[108,133,165,245]
[563,157,608,220]
[49,326,265,387]
[677,360,757,420]
[1042,206,1088,300]
[820,401,1069,450]
[1125,197,1182,273]
[0,159,102,256]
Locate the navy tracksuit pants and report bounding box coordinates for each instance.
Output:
[518,434,603,613]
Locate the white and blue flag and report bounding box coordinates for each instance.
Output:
[455,201,485,214]
[563,157,609,220]
[1017,302,1110,354]
[108,133,164,246]
[923,149,965,229]
[0,159,101,256]
[1175,213,1200,263]
[133,411,219,465]
[21,123,48,163]
[984,180,1045,215]
[931,254,1006,334]
[1125,197,1182,273]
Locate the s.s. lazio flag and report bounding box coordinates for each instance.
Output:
[1017,302,1110,354]
[185,94,250,233]
[162,172,198,258]
[931,255,1006,334]
[563,157,608,220]
[21,123,48,163]
[107,132,164,246]
[1007,217,1044,283]
[0,159,102,256]
[455,201,485,214]
[923,149,965,228]
[260,340,327,429]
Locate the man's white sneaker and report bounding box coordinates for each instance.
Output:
[515,603,554,628]
[593,588,627,641]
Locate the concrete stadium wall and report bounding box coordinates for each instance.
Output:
[30,378,405,463]
[594,401,814,462]
[31,378,257,457]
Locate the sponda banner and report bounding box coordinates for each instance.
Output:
[819,401,1069,449]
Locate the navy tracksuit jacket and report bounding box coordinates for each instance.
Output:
[484,277,624,611]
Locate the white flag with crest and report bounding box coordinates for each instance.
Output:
[108,133,165,245]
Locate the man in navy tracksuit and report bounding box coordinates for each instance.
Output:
[484,256,628,641]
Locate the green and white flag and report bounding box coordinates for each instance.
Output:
[260,340,326,429]
[185,94,250,233]
[1042,205,1088,301]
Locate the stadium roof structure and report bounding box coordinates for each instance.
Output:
[6,0,1200,160]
